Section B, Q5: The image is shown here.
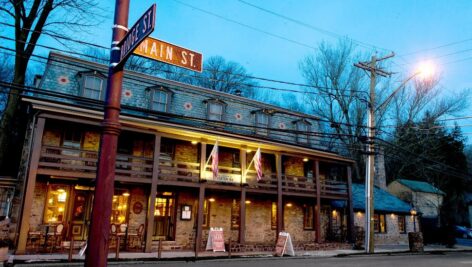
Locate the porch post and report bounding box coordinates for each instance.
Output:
[239,188,246,244]
[275,153,283,236]
[144,133,161,252]
[199,140,207,179]
[195,185,205,257]
[315,160,321,243]
[17,117,46,254]
[346,165,355,243]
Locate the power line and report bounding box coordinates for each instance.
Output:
[236,0,391,53]
[399,38,472,57]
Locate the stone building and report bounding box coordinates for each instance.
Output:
[11,52,356,254]
[334,184,415,245]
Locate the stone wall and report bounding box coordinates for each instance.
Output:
[127,187,147,236]
[29,182,47,231]
[283,156,304,177]
[175,190,198,249]
[245,198,276,243]
[174,142,198,163]
[354,211,415,245]
[284,201,316,243]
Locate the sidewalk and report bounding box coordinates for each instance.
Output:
[8,244,472,266]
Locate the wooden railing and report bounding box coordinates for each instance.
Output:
[158,155,200,183]
[37,145,154,180]
[282,174,316,193]
[320,179,348,196]
[246,171,277,191]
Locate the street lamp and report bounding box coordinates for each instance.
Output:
[361,57,435,253]
[411,208,417,232]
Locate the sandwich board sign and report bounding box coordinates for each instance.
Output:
[117,3,156,67]
[205,227,225,252]
[275,232,294,256]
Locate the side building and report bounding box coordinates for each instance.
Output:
[13,52,355,254]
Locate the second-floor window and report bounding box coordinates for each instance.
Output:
[151,89,169,112]
[208,102,224,121]
[83,76,104,100]
[255,112,269,135]
[296,121,310,144]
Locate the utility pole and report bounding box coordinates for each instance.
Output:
[85,0,129,266]
[354,52,394,253]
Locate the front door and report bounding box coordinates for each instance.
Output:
[69,189,93,241]
[153,193,176,240]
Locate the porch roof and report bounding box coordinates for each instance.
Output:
[396,179,445,195]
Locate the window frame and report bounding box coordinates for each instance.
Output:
[202,199,210,229]
[374,214,387,233]
[295,120,310,144]
[150,87,171,112]
[271,202,277,230]
[82,75,105,100]
[208,102,224,121]
[303,204,315,230]
[255,112,270,136]
[397,215,406,234]
[231,199,240,230]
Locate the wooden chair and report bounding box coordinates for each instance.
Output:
[26,229,42,252]
[47,223,64,252]
[128,224,145,250]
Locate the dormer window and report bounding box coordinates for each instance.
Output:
[83,76,104,100]
[150,88,170,112]
[254,110,271,136]
[205,99,226,121]
[295,120,311,144]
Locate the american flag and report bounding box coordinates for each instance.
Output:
[210,141,219,179]
[254,148,263,181]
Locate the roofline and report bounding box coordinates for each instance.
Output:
[47,52,322,121]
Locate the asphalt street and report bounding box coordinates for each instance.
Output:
[111,252,472,267]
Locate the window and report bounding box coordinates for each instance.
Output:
[208,102,224,121]
[151,89,169,112]
[44,185,70,223]
[398,215,406,233]
[231,199,240,229]
[0,187,14,219]
[202,199,210,228]
[255,112,269,135]
[112,190,130,224]
[83,76,104,100]
[296,121,310,144]
[271,202,277,230]
[374,214,387,233]
[303,204,314,230]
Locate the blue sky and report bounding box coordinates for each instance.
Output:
[2,0,472,129]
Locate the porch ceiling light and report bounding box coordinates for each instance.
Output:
[209,198,216,202]
[191,141,198,145]
[303,158,309,162]
[286,203,293,207]
[245,200,251,204]
[122,192,130,197]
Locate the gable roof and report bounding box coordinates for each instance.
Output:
[396,179,445,195]
[333,183,412,213]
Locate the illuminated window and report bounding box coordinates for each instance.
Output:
[271,202,277,230]
[231,199,240,229]
[202,199,210,228]
[398,215,406,233]
[303,204,314,230]
[374,214,387,233]
[44,185,69,223]
[111,190,129,224]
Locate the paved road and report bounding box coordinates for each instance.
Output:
[112,252,472,267]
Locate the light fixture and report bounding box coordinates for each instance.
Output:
[245,200,251,204]
[286,203,292,207]
[247,149,252,153]
[303,158,309,162]
[332,210,337,216]
[58,192,67,203]
[191,141,198,145]
[122,192,130,197]
[410,208,417,216]
[58,207,64,212]
[390,213,396,219]
[357,211,362,217]
[209,198,216,202]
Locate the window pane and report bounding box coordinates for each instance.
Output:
[151,90,168,112]
[209,103,223,121]
[84,76,102,100]
[271,202,277,229]
[304,205,314,229]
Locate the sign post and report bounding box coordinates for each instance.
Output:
[85,2,155,266]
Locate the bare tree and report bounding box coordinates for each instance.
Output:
[0,0,102,174]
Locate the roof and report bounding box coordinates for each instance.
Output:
[465,193,472,204]
[396,179,445,195]
[333,183,412,213]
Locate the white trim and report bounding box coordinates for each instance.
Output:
[112,24,129,32]
[111,47,121,51]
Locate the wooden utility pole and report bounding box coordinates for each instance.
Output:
[85,0,129,266]
[354,53,394,253]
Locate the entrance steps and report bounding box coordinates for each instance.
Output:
[151,240,182,251]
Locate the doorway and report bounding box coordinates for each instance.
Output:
[69,189,94,241]
[153,192,176,240]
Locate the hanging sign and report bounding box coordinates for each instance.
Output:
[275,232,294,256]
[133,36,203,72]
[205,227,225,252]
[117,3,156,67]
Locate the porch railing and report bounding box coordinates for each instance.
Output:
[37,145,154,180]
[158,155,200,183]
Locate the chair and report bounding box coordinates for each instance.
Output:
[128,224,145,250]
[110,224,118,248]
[47,223,64,252]
[27,229,42,252]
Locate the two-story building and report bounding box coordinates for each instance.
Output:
[12,52,355,254]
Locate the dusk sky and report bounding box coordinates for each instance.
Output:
[3,0,472,130]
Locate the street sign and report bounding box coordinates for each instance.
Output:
[117,3,156,67]
[133,36,203,72]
